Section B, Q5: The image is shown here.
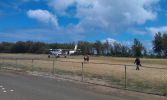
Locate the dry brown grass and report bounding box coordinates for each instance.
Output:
[1,53,167,65]
[1,53,167,88]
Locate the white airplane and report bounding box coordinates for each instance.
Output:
[48,44,78,58]
[68,44,78,55]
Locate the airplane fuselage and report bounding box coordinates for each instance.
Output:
[48,44,78,58]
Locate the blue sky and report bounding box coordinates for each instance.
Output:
[0,0,167,49]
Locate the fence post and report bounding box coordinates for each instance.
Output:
[52,60,55,75]
[0,58,2,70]
[2,57,4,65]
[31,59,34,72]
[16,58,18,65]
[1,58,4,69]
[125,65,127,88]
[15,58,18,70]
[81,62,84,82]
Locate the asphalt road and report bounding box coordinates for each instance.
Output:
[0,71,167,100]
[0,71,123,100]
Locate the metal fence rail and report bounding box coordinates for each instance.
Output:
[0,57,167,96]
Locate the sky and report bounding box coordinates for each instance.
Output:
[0,0,167,49]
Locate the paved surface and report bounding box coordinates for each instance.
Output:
[0,71,167,100]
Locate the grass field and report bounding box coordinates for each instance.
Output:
[0,53,167,67]
[0,53,167,95]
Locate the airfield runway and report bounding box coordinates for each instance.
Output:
[0,71,166,100]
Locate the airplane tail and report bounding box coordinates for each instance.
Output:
[74,44,78,51]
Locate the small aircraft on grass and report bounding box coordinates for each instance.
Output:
[48,44,79,58]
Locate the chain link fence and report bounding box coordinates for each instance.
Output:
[0,57,167,96]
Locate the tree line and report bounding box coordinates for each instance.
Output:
[0,32,166,58]
[153,32,167,57]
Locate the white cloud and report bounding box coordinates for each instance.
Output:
[0,28,85,42]
[101,38,133,47]
[147,26,167,35]
[102,38,117,44]
[102,38,152,49]
[128,29,147,35]
[49,0,159,34]
[27,9,58,26]
[49,0,74,15]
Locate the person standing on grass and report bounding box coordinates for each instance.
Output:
[83,54,89,63]
[134,57,142,70]
[83,55,87,63]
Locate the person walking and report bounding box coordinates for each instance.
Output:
[134,57,142,70]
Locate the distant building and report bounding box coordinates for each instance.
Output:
[92,48,97,55]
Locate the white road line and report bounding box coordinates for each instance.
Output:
[10,90,14,92]
[3,90,7,93]
[2,88,5,90]
[0,84,15,93]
